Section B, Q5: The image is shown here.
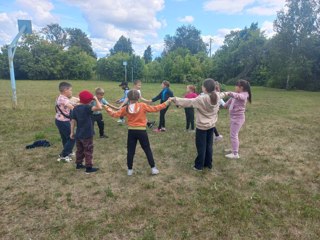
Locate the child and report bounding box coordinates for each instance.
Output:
[151,80,174,132]
[184,85,198,132]
[91,87,119,138]
[171,79,227,171]
[213,81,225,142]
[115,81,130,124]
[224,80,252,159]
[55,82,78,162]
[70,90,102,174]
[104,89,171,176]
[120,79,156,128]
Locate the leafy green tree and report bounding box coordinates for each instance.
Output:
[143,45,152,64]
[110,36,133,55]
[41,23,67,47]
[66,28,96,58]
[60,47,96,80]
[164,25,207,55]
[269,0,320,90]
[213,23,267,85]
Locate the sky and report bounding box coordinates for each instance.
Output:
[0,0,286,57]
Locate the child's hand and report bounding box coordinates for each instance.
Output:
[169,97,175,103]
[93,96,98,101]
[70,133,75,139]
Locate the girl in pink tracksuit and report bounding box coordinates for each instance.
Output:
[224,80,252,159]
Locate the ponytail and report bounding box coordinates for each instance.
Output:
[203,78,218,105]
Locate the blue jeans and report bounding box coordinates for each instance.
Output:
[194,128,214,170]
[55,119,75,157]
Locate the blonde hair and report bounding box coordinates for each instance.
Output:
[95,87,104,95]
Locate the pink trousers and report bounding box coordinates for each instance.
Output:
[230,115,245,155]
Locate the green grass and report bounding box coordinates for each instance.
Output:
[0,80,319,240]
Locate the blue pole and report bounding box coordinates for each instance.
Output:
[7,25,26,108]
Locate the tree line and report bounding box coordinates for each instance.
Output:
[0,0,319,90]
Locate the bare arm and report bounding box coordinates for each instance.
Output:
[91,96,102,111]
[119,97,129,108]
[106,103,120,110]
[70,119,76,139]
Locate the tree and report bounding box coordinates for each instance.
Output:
[110,36,133,55]
[164,25,207,55]
[66,28,96,58]
[270,0,320,90]
[41,23,67,47]
[212,23,267,84]
[143,45,152,64]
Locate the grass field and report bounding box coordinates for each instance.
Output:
[0,80,319,240]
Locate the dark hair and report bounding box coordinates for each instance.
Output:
[59,82,72,92]
[236,80,252,103]
[162,80,170,87]
[127,90,140,101]
[203,78,218,105]
[133,79,141,85]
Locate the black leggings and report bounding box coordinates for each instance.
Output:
[184,108,194,130]
[92,114,105,136]
[158,106,169,129]
[127,130,155,169]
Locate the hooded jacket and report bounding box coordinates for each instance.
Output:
[174,92,227,130]
[105,101,169,130]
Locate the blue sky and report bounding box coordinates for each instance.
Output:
[0,0,285,57]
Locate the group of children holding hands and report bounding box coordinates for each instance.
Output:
[55,78,251,174]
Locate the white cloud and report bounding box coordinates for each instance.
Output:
[0,0,57,47]
[202,28,241,54]
[178,15,194,23]
[204,0,285,16]
[261,20,275,38]
[61,0,165,55]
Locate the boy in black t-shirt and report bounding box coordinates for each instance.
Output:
[70,90,102,174]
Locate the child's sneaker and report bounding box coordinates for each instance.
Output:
[153,128,161,133]
[193,166,203,171]
[225,153,240,159]
[85,167,99,174]
[127,169,133,176]
[100,135,108,138]
[215,135,223,142]
[151,167,159,175]
[117,119,125,124]
[147,121,156,129]
[160,128,166,132]
[76,163,86,169]
[58,156,72,162]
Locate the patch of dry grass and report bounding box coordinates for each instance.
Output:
[0,80,319,239]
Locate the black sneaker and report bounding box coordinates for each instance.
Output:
[147,121,156,129]
[100,135,108,138]
[76,163,86,169]
[85,167,99,174]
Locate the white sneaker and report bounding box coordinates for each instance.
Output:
[69,152,75,157]
[127,169,133,176]
[117,119,123,123]
[225,153,240,159]
[215,135,223,142]
[151,167,159,175]
[59,156,72,162]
